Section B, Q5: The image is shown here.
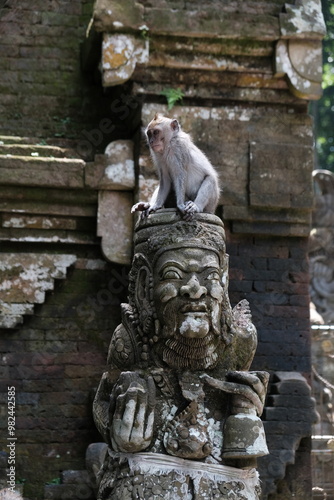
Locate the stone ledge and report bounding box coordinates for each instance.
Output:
[93,1,280,40]
[0,155,85,189]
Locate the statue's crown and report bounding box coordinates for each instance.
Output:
[134,209,226,263]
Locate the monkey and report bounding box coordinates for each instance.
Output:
[131,114,220,221]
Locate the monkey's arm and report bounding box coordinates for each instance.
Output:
[172,164,187,214]
[150,174,171,211]
[131,176,172,217]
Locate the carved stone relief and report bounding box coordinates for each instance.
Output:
[276,0,325,99]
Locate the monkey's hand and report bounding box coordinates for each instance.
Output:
[131,202,152,219]
[131,202,150,214]
[131,202,162,219]
[179,201,200,221]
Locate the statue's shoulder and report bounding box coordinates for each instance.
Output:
[107,304,140,368]
[219,299,258,371]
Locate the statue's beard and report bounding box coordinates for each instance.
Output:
[161,330,222,370]
[154,298,223,370]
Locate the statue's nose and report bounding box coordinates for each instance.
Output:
[180,275,207,299]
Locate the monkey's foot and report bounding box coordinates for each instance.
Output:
[179,201,200,221]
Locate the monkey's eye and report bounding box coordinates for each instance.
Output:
[161,269,183,280]
[153,129,159,137]
[206,271,221,281]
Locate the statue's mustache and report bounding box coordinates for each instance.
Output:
[180,302,208,313]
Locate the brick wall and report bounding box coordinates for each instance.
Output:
[0,0,105,145]
[0,258,128,498]
[227,229,311,375]
[226,229,313,500]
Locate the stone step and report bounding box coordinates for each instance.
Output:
[0,135,39,145]
[0,135,79,150]
[0,143,81,159]
[0,155,85,189]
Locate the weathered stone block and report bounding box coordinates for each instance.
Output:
[0,156,85,189]
[101,34,149,86]
[249,142,314,210]
[146,9,280,40]
[93,0,144,32]
[2,214,77,230]
[97,190,133,265]
[275,39,323,100]
[279,2,326,39]
[85,140,135,190]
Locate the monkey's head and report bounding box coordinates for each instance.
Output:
[145,114,180,154]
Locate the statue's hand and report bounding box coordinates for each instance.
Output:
[109,372,156,453]
[226,371,269,417]
[201,370,269,417]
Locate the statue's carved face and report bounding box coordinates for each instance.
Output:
[153,248,225,369]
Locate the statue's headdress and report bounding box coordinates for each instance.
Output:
[133,209,226,264]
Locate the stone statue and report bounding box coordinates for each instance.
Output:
[93,210,269,500]
[310,169,334,324]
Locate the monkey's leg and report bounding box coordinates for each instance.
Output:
[193,175,219,213]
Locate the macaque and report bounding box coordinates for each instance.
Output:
[131,114,220,221]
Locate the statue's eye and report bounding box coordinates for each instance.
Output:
[206,271,220,281]
[162,269,182,280]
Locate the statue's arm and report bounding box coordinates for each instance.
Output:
[93,372,113,445]
[202,370,269,417]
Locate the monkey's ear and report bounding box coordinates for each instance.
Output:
[171,119,180,132]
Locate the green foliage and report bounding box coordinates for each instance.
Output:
[311,0,334,170]
[160,87,185,110]
[46,477,61,485]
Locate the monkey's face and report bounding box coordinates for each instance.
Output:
[146,126,165,154]
[145,116,180,154]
